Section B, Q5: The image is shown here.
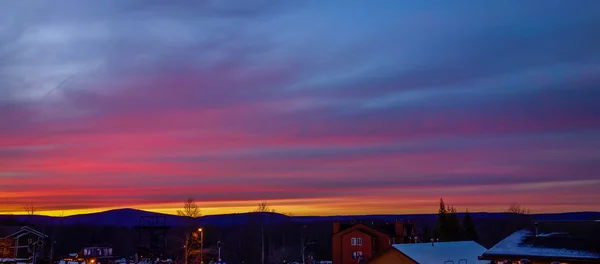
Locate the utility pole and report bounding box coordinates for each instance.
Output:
[49,239,54,264]
[50,225,57,264]
[218,242,221,260]
[32,242,38,264]
[260,225,264,264]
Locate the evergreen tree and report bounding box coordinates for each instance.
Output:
[446,205,461,241]
[435,198,463,241]
[462,210,478,242]
[436,198,448,241]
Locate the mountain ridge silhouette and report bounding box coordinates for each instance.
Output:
[1,208,598,227]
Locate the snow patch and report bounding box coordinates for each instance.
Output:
[393,241,489,264]
[536,232,568,237]
[484,230,600,259]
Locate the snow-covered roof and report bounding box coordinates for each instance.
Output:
[1,226,47,239]
[393,241,489,264]
[482,229,600,260]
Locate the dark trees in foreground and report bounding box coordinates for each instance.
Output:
[434,198,534,244]
[11,220,331,264]
[1,200,543,263]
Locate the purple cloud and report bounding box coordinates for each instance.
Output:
[1,0,600,214]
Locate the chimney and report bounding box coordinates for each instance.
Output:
[534,222,539,237]
[333,221,340,234]
[405,221,414,237]
[395,220,405,238]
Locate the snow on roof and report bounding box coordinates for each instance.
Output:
[483,230,600,259]
[393,241,489,264]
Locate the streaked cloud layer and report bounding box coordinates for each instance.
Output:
[1,0,600,216]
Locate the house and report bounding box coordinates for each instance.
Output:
[479,220,600,264]
[332,220,419,264]
[0,226,49,264]
[59,246,117,264]
[365,241,489,264]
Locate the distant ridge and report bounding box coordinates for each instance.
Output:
[1,209,598,227]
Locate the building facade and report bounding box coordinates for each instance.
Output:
[332,220,418,264]
[0,226,48,264]
[59,246,116,264]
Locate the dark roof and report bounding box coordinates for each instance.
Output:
[481,220,600,261]
[337,220,402,237]
[0,226,47,239]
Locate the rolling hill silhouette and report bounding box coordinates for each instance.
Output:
[1,209,599,227]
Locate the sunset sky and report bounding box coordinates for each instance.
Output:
[1,1,600,217]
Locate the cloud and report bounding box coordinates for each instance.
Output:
[1,0,600,214]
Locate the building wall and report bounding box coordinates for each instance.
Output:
[371,232,392,256]
[333,226,396,264]
[333,222,418,264]
[366,249,416,264]
[333,231,342,264]
[16,233,45,259]
[340,230,372,264]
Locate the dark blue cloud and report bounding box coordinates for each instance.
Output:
[1,0,600,213]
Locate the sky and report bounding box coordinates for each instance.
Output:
[1,0,600,217]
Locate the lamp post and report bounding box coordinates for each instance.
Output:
[216,241,221,261]
[198,228,203,264]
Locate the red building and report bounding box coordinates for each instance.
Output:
[332,220,418,264]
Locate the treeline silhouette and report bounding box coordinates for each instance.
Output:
[2,216,334,264]
[429,198,534,245]
[1,199,542,264]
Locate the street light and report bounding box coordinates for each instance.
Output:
[197,228,204,264]
[217,241,221,261]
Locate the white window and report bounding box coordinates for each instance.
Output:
[351,237,357,245]
[357,238,363,246]
[357,251,363,256]
[352,252,357,259]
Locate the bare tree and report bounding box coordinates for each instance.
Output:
[300,225,315,264]
[507,202,532,215]
[178,198,201,218]
[184,232,203,264]
[254,201,275,264]
[23,203,36,215]
[178,198,202,264]
[254,201,275,213]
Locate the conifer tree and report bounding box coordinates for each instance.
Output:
[435,198,463,241]
[436,198,448,241]
[446,205,461,241]
[462,209,478,242]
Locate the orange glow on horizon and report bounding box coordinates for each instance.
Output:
[1,198,597,217]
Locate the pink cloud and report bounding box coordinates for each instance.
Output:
[2,54,600,215]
